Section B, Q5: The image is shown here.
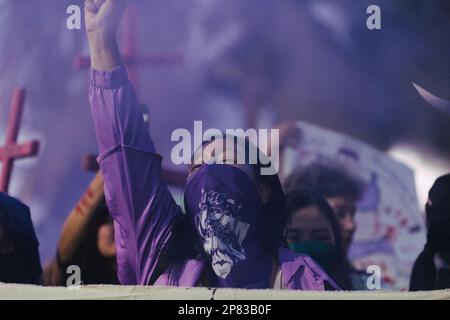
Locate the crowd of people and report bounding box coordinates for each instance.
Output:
[2,151,449,291]
[0,0,449,292]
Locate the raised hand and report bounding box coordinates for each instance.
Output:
[85,0,126,71]
[85,0,127,36]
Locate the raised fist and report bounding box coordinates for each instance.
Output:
[85,0,127,36]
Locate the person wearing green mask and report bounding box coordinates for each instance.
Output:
[284,189,354,290]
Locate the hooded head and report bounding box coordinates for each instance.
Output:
[410,174,450,291]
[425,174,450,263]
[181,135,286,288]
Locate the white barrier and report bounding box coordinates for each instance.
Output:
[0,284,449,300]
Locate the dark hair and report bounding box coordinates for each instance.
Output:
[285,188,353,290]
[151,136,287,284]
[254,160,288,252]
[284,161,366,202]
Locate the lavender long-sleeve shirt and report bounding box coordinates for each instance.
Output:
[89,66,340,290]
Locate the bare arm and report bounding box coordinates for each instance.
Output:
[57,172,105,264]
[85,0,125,71]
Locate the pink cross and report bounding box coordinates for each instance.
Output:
[0,88,40,193]
[82,154,187,186]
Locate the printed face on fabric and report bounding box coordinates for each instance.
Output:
[196,188,250,279]
[183,163,272,287]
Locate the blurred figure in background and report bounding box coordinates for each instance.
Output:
[284,161,369,289]
[43,173,118,286]
[284,161,366,254]
[0,193,42,284]
[285,189,354,290]
[410,174,450,291]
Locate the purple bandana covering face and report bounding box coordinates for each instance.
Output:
[184,164,273,288]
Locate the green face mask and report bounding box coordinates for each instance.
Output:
[288,241,337,272]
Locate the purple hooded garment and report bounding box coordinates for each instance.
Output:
[88,65,340,290]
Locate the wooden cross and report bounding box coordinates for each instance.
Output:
[82,154,187,186]
[0,88,40,193]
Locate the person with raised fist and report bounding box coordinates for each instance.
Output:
[85,0,339,290]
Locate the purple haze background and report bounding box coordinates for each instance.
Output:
[0,0,449,263]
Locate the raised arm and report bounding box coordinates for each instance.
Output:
[57,172,105,266]
[85,0,182,285]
